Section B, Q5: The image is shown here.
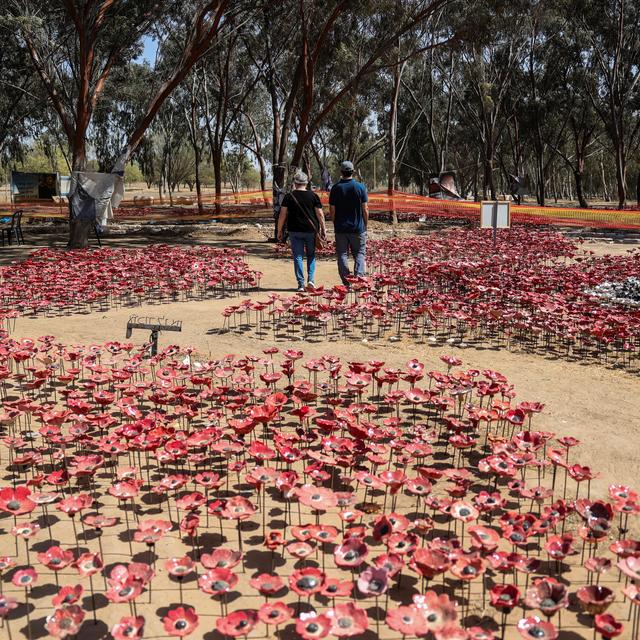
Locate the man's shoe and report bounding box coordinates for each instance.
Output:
[307,282,316,290]
[296,286,305,292]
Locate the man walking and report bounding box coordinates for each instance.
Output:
[329,161,369,286]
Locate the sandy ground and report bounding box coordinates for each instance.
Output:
[1,226,639,640]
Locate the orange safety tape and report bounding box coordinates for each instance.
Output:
[4,189,640,229]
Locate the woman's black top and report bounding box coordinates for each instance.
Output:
[282,190,322,233]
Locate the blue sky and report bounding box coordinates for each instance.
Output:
[137,36,158,64]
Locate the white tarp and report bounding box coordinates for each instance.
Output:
[69,171,125,226]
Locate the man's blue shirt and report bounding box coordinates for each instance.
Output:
[329,178,368,233]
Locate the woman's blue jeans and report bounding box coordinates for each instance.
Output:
[289,231,316,287]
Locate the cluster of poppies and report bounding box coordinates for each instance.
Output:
[0,334,637,639]
[0,245,261,325]
[249,228,640,365]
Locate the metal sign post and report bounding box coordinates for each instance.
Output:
[126,316,182,356]
[480,201,511,247]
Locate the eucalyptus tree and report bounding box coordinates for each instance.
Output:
[578,0,640,208]
[6,0,249,246]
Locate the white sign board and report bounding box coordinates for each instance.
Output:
[480,201,511,229]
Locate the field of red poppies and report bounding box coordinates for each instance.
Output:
[0,336,637,640]
[262,229,640,367]
[0,229,638,640]
[0,245,261,327]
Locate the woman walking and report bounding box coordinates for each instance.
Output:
[276,171,327,291]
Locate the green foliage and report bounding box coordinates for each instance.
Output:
[0,0,638,207]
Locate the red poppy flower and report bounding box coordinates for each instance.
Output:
[109,480,140,500]
[378,469,406,494]
[289,567,326,596]
[610,539,640,559]
[524,577,568,616]
[215,610,258,637]
[11,567,38,587]
[617,556,640,580]
[165,556,196,578]
[83,514,118,529]
[545,534,576,560]
[467,525,500,551]
[334,538,368,568]
[450,500,479,523]
[321,578,354,598]
[45,604,85,638]
[297,484,338,511]
[106,578,143,603]
[134,519,172,544]
[0,556,16,573]
[411,548,451,579]
[291,525,315,542]
[576,585,615,616]
[198,568,238,595]
[0,486,36,515]
[310,524,339,543]
[412,591,458,632]
[258,529,283,549]
[594,614,624,638]
[357,566,389,596]
[38,545,75,571]
[56,493,93,516]
[249,573,285,595]
[11,521,40,539]
[386,604,429,636]
[258,601,293,626]
[287,540,315,559]
[220,496,257,520]
[516,617,558,640]
[450,556,486,581]
[52,584,84,606]
[201,548,243,570]
[490,584,520,610]
[111,615,145,640]
[180,513,200,536]
[194,471,223,489]
[373,553,404,578]
[0,594,18,618]
[327,602,369,637]
[386,532,418,555]
[175,492,206,511]
[622,584,640,607]
[584,556,612,575]
[163,606,199,637]
[68,551,101,580]
[294,612,330,639]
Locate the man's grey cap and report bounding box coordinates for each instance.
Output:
[340,160,354,172]
[293,170,309,184]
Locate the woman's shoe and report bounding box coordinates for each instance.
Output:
[296,285,305,292]
[307,282,316,290]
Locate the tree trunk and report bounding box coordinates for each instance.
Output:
[213,149,222,216]
[600,156,610,201]
[536,151,545,206]
[473,153,480,202]
[189,87,204,214]
[614,142,626,209]
[574,168,588,209]
[194,144,203,214]
[67,151,91,249]
[483,155,495,200]
[272,164,286,239]
[387,61,404,226]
